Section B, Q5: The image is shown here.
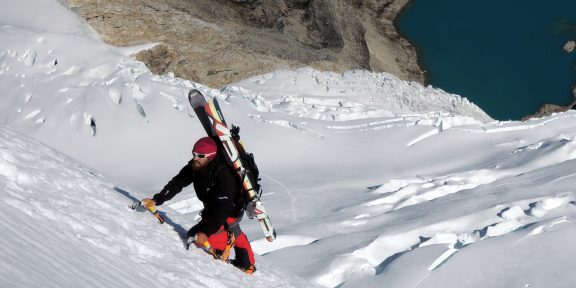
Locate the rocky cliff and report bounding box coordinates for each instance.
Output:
[68,0,424,87]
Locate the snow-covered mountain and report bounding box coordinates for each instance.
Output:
[2,1,576,287]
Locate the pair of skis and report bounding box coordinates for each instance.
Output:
[189,89,276,242]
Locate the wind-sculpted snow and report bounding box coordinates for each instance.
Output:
[0,22,212,190]
[224,68,493,123]
[0,16,496,193]
[262,129,576,288]
[0,124,315,288]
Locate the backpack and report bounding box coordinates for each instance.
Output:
[232,138,261,210]
[210,126,262,215]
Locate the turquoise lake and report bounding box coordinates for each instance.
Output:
[397,1,576,120]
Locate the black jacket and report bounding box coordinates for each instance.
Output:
[153,156,241,236]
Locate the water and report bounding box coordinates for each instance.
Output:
[397,1,576,120]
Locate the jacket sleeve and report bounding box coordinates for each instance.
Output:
[197,167,237,236]
[153,161,194,206]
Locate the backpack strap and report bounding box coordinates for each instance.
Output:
[208,163,245,216]
[207,161,227,192]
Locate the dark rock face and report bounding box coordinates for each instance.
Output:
[522,100,576,121]
[68,0,423,87]
[135,44,176,75]
[225,0,287,28]
[285,0,311,9]
[303,0,344,49]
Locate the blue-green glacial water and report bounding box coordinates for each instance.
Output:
[397,1,576,120]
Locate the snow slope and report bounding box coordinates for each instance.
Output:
[2,0,576,287]
[0,124,313,287]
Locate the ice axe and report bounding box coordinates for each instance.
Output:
[131,200,165,224]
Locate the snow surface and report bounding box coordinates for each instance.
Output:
[2,0,576,287]
[0,124,314,288]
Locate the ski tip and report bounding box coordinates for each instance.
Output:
[188,89,202,98]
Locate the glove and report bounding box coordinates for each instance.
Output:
[141,198,156,208]
[194,232,210,249]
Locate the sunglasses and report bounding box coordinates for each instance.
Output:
[193,152,216,159]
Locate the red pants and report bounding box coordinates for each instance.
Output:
[208,217,255,266]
